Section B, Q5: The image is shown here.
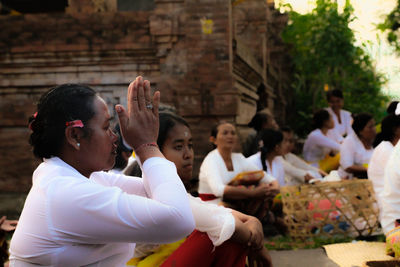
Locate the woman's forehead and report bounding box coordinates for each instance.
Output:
[169,124,192,139]
[218,123,234,131]
[92,96,110,122]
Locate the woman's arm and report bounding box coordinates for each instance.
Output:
[311,131,341,152]
[223,184,268,200]
[48,153,195,245]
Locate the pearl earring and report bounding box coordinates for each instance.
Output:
[77,143,80,147]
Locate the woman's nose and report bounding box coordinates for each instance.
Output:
[183,147,193,159]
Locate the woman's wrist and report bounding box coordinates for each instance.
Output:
[135,143,164,164]
[134,142,158,153]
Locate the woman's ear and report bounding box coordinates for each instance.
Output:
[209,136,216,145]
[65,127,83,150]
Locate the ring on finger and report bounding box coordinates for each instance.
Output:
[145,103,153,109]
[133,97,138,101]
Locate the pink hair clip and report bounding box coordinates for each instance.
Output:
[65,120,84,128]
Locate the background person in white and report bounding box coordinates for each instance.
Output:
[198,122,279,207]
[9,78,195,266]
[280,127,325,185]
[381,140,400,234]
[303,109,340,167]
[338,113,376,179]
[325,89,354,143]
[247,129,286,186]
[368,110,400,219]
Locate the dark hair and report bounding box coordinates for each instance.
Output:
[387,101,399,115]
[352,113,373,137]
[248,112,269,132]
[259,129,283,171]
[126,112,190,177]
[327,89,344,101]
[113,124,133,170]
[379,114,400,142]
[312,109,331,129]
[280,126,293,134]
[29,84,97,159]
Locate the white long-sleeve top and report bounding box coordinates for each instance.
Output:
[368,141,394,219]
[303,129,341,164]
[381,142,400,234]
[282,153,322,185]
[338,134,374,179]
[198,149,276,205]
[9,157,195,267]
[325,107,354,143]
[246,152,285,186]
[134,194,236,258]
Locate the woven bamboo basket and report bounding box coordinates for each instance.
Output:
[281,179,380,240]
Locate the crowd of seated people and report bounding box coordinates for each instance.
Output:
[6,78,400,266]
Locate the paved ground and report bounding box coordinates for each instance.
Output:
[269,248,339,267]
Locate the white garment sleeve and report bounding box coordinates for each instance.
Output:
[189,195,235,246]
[311,131,341,152]
[199,156,227,197]
[287,153,320,173]
[91,172,148,197]
[282,159,307,183]
[47,157,195,244]
[340,137,356,169]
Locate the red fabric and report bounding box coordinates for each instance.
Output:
[161,230,248,267]
[198,193,218,201]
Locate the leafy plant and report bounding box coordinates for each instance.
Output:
[282,0,388,137]
[378,0,400,54]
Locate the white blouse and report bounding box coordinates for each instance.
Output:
[9,157,194,266]
[198,149,276,205]
[282,153,322,185]
[247,152,285,186]
[303,129,341,164]
[326,107,354,143]
[338,134,374,179]
[368,141,394,219]
[381,142,400,234]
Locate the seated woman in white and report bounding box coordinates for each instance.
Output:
[368,110,400,219]
[198,122,279,217]
[325,89,354,143]
[9,78,195,266]
[281,127,325,185]
[303,109,341,169]
[381,140,400,234]
[247,129,285,186]
[338,113,376,179]
[126,112,272,267]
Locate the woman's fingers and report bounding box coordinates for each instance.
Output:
[137,76,146,110]
[153,91,160,117]
[116,104,128,132]
[144,80,152,110]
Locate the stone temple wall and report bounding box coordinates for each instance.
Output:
[0,0,290,217]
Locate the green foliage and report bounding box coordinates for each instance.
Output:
[282,0,388,137]
[378,0,400,53]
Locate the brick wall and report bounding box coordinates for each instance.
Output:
[0,0,290,216]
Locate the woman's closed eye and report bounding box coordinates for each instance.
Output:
[174,145,184,151]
